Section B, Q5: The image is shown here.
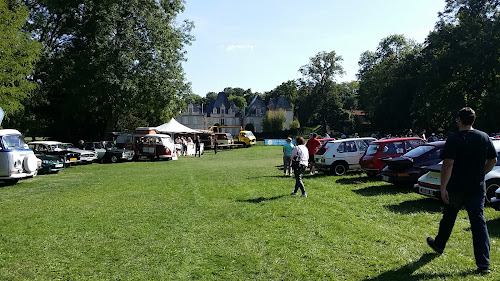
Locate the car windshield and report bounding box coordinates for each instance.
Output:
[1,134,28,150]
[316,142,334,155]
[246,132,254,137]
[64,143,76,149]
[365,144,380,156]
[403,145,435,158]
[103,142,115,149]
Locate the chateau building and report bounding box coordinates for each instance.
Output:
[177,92,294,135]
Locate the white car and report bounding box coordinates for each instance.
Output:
[314,137,376,175]
[414,140,500,204]
[61,143,98,164]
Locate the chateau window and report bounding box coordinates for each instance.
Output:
[188,105,193,114]
[220,118,225,125]
[256,108,261,116]
[193,117,198,125]
[182,117,189,124]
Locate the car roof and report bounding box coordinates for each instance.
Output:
[371,137,423,144]
[326,137,376,144]
[28,141,62,145]
[421,141,446,147]
[0,129,22,136]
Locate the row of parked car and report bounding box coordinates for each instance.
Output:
[0,129,135,185]
[312,136,500,211]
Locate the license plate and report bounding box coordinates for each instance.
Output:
[419,187,435,196]
[55,164,63,168]
[381,175,390,182]
[70,158,77,162]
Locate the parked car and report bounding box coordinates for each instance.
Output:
[0,129,39,185]
[379,141,445,185]
[490,188,500,210]
[315,137,376,175]
[414,140,500,204]
[84,141,107,160]
[360,137,426,176]
[28,141,80,165]
[36,154,65,174]
[61,143,97,164]
[101,141,134,163]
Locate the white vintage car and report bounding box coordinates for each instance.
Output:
[0,129,39,185]
[414,140,500,204]
[314,137,376,175]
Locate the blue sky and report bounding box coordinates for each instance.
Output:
[178,0,447,97]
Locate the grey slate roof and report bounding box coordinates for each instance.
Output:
[245,95,267,117]
[268,95,292,111]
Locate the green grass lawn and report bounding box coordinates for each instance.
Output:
[1,143,499,280]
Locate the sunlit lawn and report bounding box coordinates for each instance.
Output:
[0,143,499,280]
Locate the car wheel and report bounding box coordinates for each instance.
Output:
[110,155,119,163]
[486,179,500,204]
[331,162,348,176]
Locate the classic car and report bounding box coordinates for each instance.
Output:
[61,143,97,164]
[85,141,134,163]
[379,141,445,185]
[414,140,500,204]
[314,137,376,175]
[36,154,65,174]
[28,141,80,165]
[359,137,426,176]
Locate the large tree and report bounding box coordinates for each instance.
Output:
[357,34,422,134]
[0,0,41,123]
[298,50,346,133]
[21,0,193,140]
[412,0,500,133]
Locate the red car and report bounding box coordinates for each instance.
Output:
[359,137,425,176]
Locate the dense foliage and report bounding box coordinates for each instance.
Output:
[6,0,193,140]
[0,0,41,122]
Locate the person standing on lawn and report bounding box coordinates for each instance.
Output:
[291,136,309,197]
[194,135,202,157]
[426,107,497,274]
[305,133,321,175]
[282,137,294,176]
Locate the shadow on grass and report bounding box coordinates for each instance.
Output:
[485,217,500,238]
[336,176,379,185]
[354,184,413,197]
[385,198,443,214]
[363,253,475,281]
[237,195,287,204]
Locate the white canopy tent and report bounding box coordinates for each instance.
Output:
[155,118,200,134]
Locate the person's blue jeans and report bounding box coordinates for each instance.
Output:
[434,191,490,268]
[293,165,306,195]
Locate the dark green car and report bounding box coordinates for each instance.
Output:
[36,154,65,174]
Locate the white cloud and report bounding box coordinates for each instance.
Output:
[225,44,255,52]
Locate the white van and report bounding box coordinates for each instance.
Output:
[0,129,39,185]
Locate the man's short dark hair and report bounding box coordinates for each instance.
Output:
[296,136,305,145]
[311,133,317,138]
[458,107,476,126]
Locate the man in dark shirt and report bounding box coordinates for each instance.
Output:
[426,107,497,274]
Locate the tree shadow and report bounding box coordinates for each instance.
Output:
[363,253,475,281]
[385,198,443,214]
[336,176,380,185]
[354,184,413,197]
[236,195,287,204]
[484,217,500,238]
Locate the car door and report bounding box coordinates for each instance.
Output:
[337,140,359,166]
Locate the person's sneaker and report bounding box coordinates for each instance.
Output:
[476,267,491,274]
[300,194,307,197]
[290,192,297,196]
[426,237,443,255]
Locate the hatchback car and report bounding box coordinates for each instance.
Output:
[414,140,500,204]
[315,137,376,175]
[36,154,65,174]
[360,137,426,176]
[379,141,445,185]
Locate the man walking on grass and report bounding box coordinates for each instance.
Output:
[426,107,497,274]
